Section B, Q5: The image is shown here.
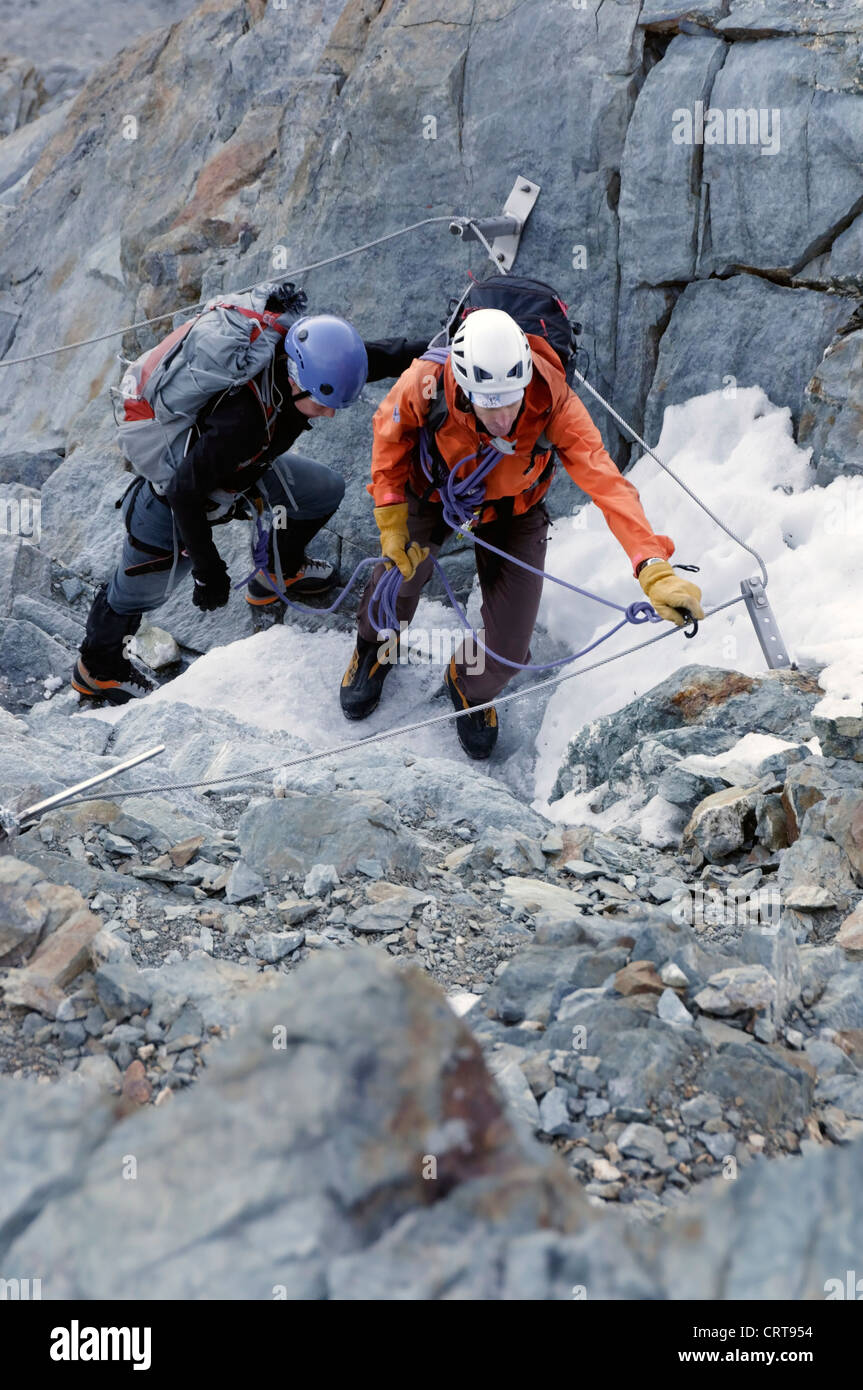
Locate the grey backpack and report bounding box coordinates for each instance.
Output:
[112,286,302,490]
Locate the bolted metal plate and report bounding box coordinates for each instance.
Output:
[492,176,541,270]
[740,577,792,670]
[449,176,541,271]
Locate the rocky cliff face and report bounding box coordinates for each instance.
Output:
[1,0,863,1300]
[2,0,862,595]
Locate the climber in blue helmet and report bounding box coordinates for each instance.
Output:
[72,286,427,705]
[283,315,370,411]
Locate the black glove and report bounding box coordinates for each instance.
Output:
[192,562,231,612]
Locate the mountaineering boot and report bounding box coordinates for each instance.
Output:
[71,655,154,705]
[73,584,152,704]
[340,633,395,720]
[444,656,498,760]
[246,555,336,605]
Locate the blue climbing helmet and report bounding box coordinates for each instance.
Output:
[283,314,368,408]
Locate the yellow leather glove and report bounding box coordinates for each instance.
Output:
[639,560,705,626]
[374,503,429,581]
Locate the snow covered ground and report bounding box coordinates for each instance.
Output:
[78,387,863,816]
[534,386,863,807]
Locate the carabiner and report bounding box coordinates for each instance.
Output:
[679,608,699,639]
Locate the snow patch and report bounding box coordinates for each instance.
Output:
[534,387,862,809]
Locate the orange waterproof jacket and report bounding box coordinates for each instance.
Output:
[367,335,674,577]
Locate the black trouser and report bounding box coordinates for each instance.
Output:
[356,487,550,704]
[80,454,344,671]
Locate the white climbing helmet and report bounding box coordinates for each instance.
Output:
[450,308,533,408]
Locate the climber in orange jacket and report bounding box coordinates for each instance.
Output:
[340,307,704,759]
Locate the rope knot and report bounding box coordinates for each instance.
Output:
[625,600,661,625]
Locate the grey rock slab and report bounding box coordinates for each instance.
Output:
[247,930,306,963]
[617,1122,674,1170]
[694,964,777,1017]
[10,594,84,647]
[739,922,801,1024]
[680,1092,723,1128]
[500,878,591,919]
[804,1038,855,1078]
[538,1087,577,1137]
[238,791,422,882]
[548,997,707,1112]
[0,1073,113,1247]
[649,875,689,903]
[699,1130,737,1161]
[0,97,71,204]
[658,987,694,1027]
[561,860,606,879]
[718,1,863,38]
[475,828,547,876]
[800,329,863,486]
[7,949,577,1297]
[0,0,202,73]
[3,940,863,1297]
[698,36,863,276]
[491,1058,542,1137]
[224,861,266,905]
[0,450,63,488]
[486,946,594,1027]
[94,961,153,1021]
[164,1004,204,1053]
[0,617,71,687]
[778,835,857,914]
[0,856,46,958]
[11,846,146,902]
[815,1075,863,1121]
[281,752,550,841]
[684,785,759,861]
[811,960,863,1031]
[347,898,420,934]
[303,863,339,897]
[698,1042,814,1130]
[551,667,818,803]
[697,1015,756,1048]
[644,277,853,446]
[618,33,727,284]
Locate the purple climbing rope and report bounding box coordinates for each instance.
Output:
[234,513,377,616]
[236,339,666,669]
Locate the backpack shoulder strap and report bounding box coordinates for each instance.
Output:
[419,346,450,438]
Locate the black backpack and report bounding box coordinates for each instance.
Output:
[445,274,581,377]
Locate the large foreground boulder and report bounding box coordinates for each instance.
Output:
[2,947,863,1299]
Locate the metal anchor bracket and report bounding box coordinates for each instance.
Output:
[740,576,793,670]
[0,743,167,846]
[450,177,541,271]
